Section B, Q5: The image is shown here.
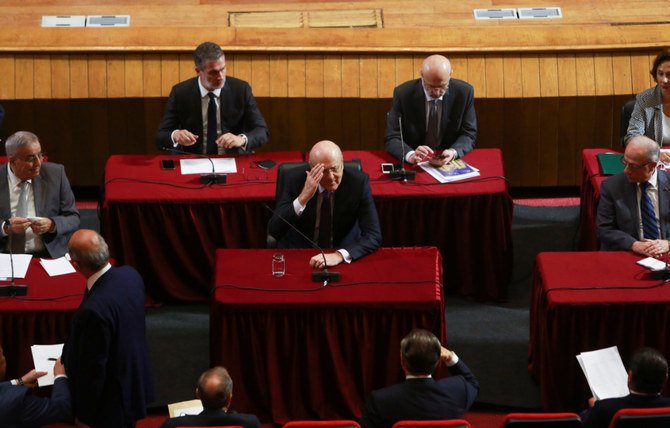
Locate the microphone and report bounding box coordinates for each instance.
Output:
[263,203,340,285]
[0,224,28,297]
[390,114,416,181]
[161,146,227,185]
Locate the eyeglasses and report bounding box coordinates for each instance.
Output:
[620,158,654,170]
[18,152,44,164]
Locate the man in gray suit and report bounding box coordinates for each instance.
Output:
[597,135,670,256]
[0,131,79,258]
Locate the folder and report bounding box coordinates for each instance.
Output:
[597,153,624,175]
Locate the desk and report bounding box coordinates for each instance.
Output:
[579,148,622,250]
[210,247,446,423]
[0,258,84,380]
[343,149,513,301]
[101,152,303,302]
[528,251,670,411]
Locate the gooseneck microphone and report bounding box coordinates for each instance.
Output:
[263,203,340,285]
[390,114,416,181]
[161,146,227,185]
[0,224,28,297]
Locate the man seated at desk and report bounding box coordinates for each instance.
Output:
[0,131,79,258]
[268,140,381,268]
[155,41,269,155]
[597,135,670,256]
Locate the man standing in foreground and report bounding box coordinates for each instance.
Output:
[62,229,153,427]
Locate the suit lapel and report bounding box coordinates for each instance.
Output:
[625,180,641,240]
[190,79,205,152]
[658,171,670,238]
[219,81,231,134]
[32,172,44,216]
[0,164,10,219]
[412,80,427,141]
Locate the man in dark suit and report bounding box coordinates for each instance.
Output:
[385,54,477,167]
[359,329,479,428]
[62,229,153,427]
[156,41,268,155]
[597,135,670,256]
[0,131,79,258]
[0,345,72,427]
[268,140,381,268]
[160,366,260,428]
[582,347,670,428]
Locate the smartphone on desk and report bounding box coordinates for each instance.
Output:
[161,159,175,170]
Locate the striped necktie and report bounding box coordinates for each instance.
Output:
[640,181,660,240]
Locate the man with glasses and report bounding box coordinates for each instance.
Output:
[156,41,269,155]
[385,54,477,167]
[597,135,670,255]
[0,131,79,258]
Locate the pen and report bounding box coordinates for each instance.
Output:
[48,358,57,361]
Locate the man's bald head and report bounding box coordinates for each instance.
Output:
[196,366,233,410]
[421,55,452,99]
[68,229,110,274]
[308,140,344,192]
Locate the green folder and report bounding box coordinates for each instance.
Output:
[597,153,624,175]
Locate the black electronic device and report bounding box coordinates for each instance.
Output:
[161,159,175,170]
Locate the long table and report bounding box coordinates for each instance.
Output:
[528,251,670,411]
[0,258,84,380]
[344,149,513,301]
[101,152,304,302]
[210,247,446,423]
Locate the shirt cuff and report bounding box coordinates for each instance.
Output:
[337,249,352,264]
[170,130,179,147]
[54,374,68,380]
[446,352,459,366]
[1,220,7,237]
[239,134,248,150]
[405,150,415,164]
[292,198,306,216]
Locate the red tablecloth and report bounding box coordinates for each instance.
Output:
[528,251,670,411]
[0,258,84,380]
[579,148,623,250]
[210,247,446,423]
[343,149,513,301]
[101,152,304,302]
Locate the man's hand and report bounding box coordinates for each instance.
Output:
[661,151,670,165]
[297,163,324,207]
[409,145,434,164]
[631,239,669,258]
[173,129,199,146]
[218,133,245,149]
[587,396,597,408]
[54,357,65,377]
[428,149,456,168]
[30,217,54,235]
[18,369,47,388]
[440,346,455,364]
[8,217,31,234]
[309,252,344,269]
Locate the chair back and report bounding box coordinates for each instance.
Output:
[608,406,670,428]
[392,419,472,428]
[620,97,636,146]
[283,421,361,428]
[500,412,582,427]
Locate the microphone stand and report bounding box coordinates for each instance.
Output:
[160,146,227,185]
[0,225,28,297]
[390,115,416,181]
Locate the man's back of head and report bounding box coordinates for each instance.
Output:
[68,229,110,277]
[196,366,233,410]
[629,347,669,394]
[400,329,441,375]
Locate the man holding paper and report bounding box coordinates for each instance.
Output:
[0,345,72,426]
[582,347,670,428]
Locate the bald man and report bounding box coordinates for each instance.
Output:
[386,55,477,167]
[269,140,381,268]
[597,135,670,256]
[62,229,153,427]
[160,367,260,428]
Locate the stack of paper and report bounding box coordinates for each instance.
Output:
[576,346,629,400]
[39,256,76,276]
[419,159,480,183]
[0,254,32,279]
[30,343,64,387]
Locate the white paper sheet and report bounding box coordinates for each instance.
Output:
[30,343,64,387]
[40,256,77,276]
[167,399,204,417]
[637,256,668,271]
[0,254,32,279]
[577,346,629,400]
[179,158,237,175]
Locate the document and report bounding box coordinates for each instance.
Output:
[0,253,32,279]
[637,256,668,271]
[31,343,64,387]
[576,346,629,400]
[40,256,76,276]
[179,158,237,175]
[419,159,480,183]
[167,399,204,417]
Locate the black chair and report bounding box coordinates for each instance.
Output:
[266,159,362,248]
[620,97,636,147]
[500,412,582,427]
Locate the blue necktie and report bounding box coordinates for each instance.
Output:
[206,92,218,154]
[640,181,659,240]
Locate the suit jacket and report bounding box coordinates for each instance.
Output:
[385,78,477,161]
[155,76,268,154]
[62,266,154,428]
[0,162,80,258]
[625,85,664,145]
[160,408,261,428]
[0,377,72,427]
[359,360,479,428]
[597,170,670,250]
[268,165,381,260]
[582,393,670,428]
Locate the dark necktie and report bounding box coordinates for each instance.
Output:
[317,191,333,248]
[424,99,439,149]
[640,181,660,239]
[11,181,28,253]
[207,92,218,155]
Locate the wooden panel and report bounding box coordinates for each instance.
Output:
[269,54,288,98]
[538,97,560,185]
[359,56,377,98]
[631,52,652,93]
[287,54,306,98]
[449,55,467,82]
[124,54,143,97]
[538,54,559,97]
[575,54,596,96]
[594,53,613,96]
[395,56,414,88]
[502,55,522,98]
[612,53,633,95]
[251,54,270,98]
[160,54,180,97]
[467,56,486,98]
[0,55,15,100]
[341,55,360,98]
[305,54,324,98]
[88,55,107,99]
[557,54,577,97]
[485,56,504,98]
[233,54,252,89]
[106,55,125,98]
[521,55,540,98]
[323,56,342,98]
[33,56,51,99]
[377,56,395,99]
[142,55,162,97]
[70,54,89,99]
[14,55,33,100]
[50,55,70,99]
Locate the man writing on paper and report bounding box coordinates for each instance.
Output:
[156,41,269,155]
[582,347,670,428]
[597,135,670,256]
[385,55,477,168]
[268,140,381,268]
[0,131,79,258]
[0,345,72,426]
